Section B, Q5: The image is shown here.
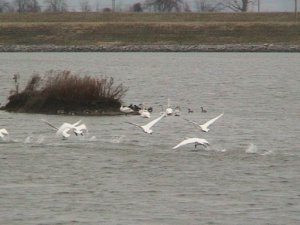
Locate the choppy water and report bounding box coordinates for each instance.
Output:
[0,53,300,225]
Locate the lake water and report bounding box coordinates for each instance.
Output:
[0,53,300,225]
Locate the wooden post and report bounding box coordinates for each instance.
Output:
[13,74,20,94]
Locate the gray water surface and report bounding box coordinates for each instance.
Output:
[0,53,299,224]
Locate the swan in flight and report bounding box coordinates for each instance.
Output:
[184,113,224,132]
[126,113,166,134]
[0,128,9,141]
[173,138,209,149]
[41,119,87,139]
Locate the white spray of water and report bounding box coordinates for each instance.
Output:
[245,143,258,154]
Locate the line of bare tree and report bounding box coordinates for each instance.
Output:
[0,0,297,13]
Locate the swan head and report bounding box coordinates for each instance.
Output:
[146,129,153,134]
[200,125,209,132]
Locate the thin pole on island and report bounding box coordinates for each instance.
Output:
[295,0,298,22]
[13,74,20,94]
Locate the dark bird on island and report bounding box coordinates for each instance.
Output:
[188,108,194,113]
[201,106,207,113]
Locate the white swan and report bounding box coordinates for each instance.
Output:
[173,138,209,149]
[139,109,151,118]
[184,113,224,132]
[0,128,9,141]
[41,119,87,139]
[166,98,173,115]
[126,113,166,134]
[73,123,88,136]
[120,106,134,114]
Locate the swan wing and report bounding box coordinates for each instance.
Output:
[75,123,87,132]
[183,118,200,128]
[125,121,141,128]
[195,138,209,146]
[62,128,71,138]
[72,120,82,127]
[143,113,165,130]
[173,138,196,149]
[74,123,88,135]
[202,113,224,128]
[41,119,59,131]
[56,123,74,136]
[0,129,9,138]
[0,129,9,135]
[173,138,209,149]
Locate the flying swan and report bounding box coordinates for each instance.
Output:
[41,119,87,139]
[184,113,224,132]
[126,113,166,134]
[173,138,209,150]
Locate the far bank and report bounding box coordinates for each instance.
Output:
[0,12,300,49]
[1,44,300,52]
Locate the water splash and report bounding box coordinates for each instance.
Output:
[217,148,227,153]
[245,143,258,154]
[24,135,45,144]
[89,136,97,142]
[111,135,125,144]
[24,136,32,144]
[36,135,45,144]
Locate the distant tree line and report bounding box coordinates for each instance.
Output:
[0,0,296,13]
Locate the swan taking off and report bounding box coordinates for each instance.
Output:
[173,138,209,149]
[184,113,224,132]
[126,113,166,134]
[0,128,9,141]
[41,119,87,139]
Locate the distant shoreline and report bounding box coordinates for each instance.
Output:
[1,44,300,52]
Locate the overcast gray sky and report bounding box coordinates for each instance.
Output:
[66,0,299,12]
[6,0,299,12]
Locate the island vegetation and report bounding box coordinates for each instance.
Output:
[1,71,127,115]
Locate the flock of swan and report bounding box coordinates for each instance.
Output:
[0,104,225,151]
[122,104,224,150]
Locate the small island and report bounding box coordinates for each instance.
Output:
[0,71,127,116]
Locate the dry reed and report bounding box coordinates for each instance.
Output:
[3,70,127,114]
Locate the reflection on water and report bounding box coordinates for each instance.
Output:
[0,53,300,225]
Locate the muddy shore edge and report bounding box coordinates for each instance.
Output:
[1,44,300,52]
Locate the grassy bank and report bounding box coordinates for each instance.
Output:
[0,12,300,45]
